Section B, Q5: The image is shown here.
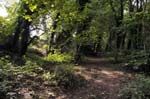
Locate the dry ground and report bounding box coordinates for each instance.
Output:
[19,57,132,99]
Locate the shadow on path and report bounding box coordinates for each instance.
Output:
[58,57,132,99]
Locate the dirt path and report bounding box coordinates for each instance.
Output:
[19,57,131,99]
[54,57,131,99]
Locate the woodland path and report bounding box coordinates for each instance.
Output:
[54,56,132,99]
[20,56,132,99]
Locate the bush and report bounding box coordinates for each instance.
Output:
[54,65,86,89]
[0,55,11,66]
[0,59,43,77]
[26,53,50,66]
[11,61,43,76]
[45,53,72,63]
[119,75,150,99]
[125,50,150,73]
[0,57,44,99]
[0,56,15,99]
[42,65,86,89]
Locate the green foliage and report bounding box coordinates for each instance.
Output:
[0,80,14,99]
[0,57,15,98]
[54,65,75,88]
[26,52,49,66]
[45,53,72,63]
[0,17,12,44]
[11,61,43,76]
[0,1,19,44]
[125,51,149,72]
[42,72,55,81]
[119,75,150,99]
[42,64,86,89]
[0,57,43,76]
[0,0,150,97]
[0,55,11,66]
[0,56,44,98]
[53,65,85,89]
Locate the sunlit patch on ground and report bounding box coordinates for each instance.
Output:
[63,57,131,99]
[15,57,131,99]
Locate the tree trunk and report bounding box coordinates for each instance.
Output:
[11,17,22,53]
[74,44,81,64]
[20,19,31,56]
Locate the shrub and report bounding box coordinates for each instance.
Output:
[125,50,150,73]
[0,57,44,99]
[26,53,50,66]
[54,65,75,88]
[0,56,14,99]
[45,53,72,63]
[0,55,11,65]
[119,75,150,99]
[11,61,43,76]
[44,65,86,89]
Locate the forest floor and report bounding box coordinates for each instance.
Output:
[57,57,132,99]
[19,56,133,99]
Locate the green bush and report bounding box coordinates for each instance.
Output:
[0,55,11,65]
[43,65,86,89]
[0,59,43,76]
[125,50,149,72]
[26,53,50,66]
[119,75,150,99]
[0,57,44,99]
[54,65,84,89]
[10,61,43,76]
[45,53,72,63]
[0,56,14,99]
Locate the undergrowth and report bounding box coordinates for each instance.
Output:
[125,50,150,73]
[42,65,86,89]
[119,74,150,99]
[0,55,85,98]
[45,53,72,63]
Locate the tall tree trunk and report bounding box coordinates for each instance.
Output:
[11,17,22,53]
[95,35,102,52]
[74,44,81,64]
[20,19,31,56]
[109,0,124,62]
[11,3,33,56]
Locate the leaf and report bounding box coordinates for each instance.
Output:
[23,15,32,22]
[29,4,37,12]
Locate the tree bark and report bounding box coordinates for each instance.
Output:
[20,19,31,56]
[11,17,22,53]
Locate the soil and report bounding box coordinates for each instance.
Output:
[18,57,132,99]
